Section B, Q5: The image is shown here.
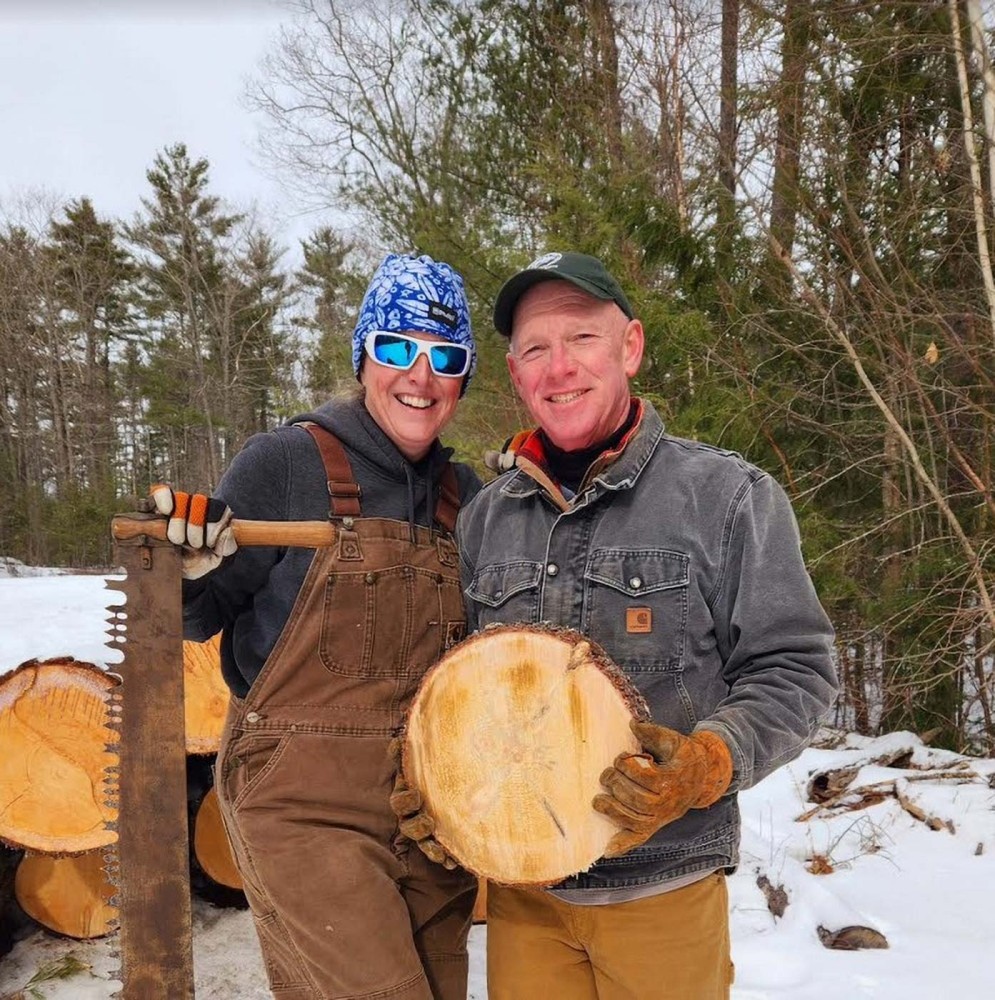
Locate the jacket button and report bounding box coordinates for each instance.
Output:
[546,564,559,577]
[245,711,261,723]
[629,577,643,589]
[365,572,376,584]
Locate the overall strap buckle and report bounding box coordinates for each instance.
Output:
[298,421,362,518]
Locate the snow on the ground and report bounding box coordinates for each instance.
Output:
[2,572,994,999]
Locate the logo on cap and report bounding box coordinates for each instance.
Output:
[528,252,563,270]
[427,301,458,327]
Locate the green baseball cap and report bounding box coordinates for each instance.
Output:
[493,251,634,336]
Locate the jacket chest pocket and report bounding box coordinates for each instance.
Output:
[466,560,542,629]
[319,564,465,679]
[583,548,689,673]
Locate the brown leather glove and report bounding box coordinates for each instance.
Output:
[387,737,459,869]
[593,720,734,858]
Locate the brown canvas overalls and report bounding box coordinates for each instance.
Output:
[215,424,477,1000]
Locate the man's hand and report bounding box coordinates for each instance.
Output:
[593,720,733,858]
[387,737,459,870]
[150,484,237,580]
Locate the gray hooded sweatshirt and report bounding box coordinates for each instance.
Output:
[182,395,482,697]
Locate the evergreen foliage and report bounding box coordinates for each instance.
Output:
[2,0,993,750]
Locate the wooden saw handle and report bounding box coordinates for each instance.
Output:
[111,513,336,548]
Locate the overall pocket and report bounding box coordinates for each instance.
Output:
[319,564,465,678]
[221,730,292,811]
[583,547,689,673]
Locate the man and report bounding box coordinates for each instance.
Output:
[454,252,837,998]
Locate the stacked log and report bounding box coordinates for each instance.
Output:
[0,844,31,959]
[187,753,246,910]
[0,657,119,856]
[0,638,243,943]
[183,632,230,754]
[181,633,247,909]
[14,850,117,940]
[1,638,488,941]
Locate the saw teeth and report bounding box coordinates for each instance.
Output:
[103,582,127,662]
[107,543,196,995]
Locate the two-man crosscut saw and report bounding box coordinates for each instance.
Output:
[106,508,337,999]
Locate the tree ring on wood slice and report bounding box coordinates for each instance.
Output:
[0,658,119,854]
[183,633,230,755]
[403,624,649,885]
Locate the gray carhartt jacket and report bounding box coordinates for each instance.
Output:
[455,401,837,892]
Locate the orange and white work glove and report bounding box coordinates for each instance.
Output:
[593,720,734,858]
[387,737,459,870]
[150,484,237,580]
[483,429,532,474]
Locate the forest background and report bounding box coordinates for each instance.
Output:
[2,0,994,756]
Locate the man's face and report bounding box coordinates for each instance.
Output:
[506,282,643,452]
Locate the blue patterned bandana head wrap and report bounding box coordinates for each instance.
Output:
[352,253,476,394]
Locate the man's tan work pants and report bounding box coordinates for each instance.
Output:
[486,873,733,999]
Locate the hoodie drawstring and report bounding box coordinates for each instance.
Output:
[404,465,417,544]
[425,462,436,538]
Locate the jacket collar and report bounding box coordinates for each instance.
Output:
[500,398,664,505]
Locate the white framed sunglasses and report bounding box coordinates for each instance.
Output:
[364,331,472,378]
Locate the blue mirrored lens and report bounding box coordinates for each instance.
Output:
[371,333,469,376]
[373,335,417,368]
[429,344,469,375]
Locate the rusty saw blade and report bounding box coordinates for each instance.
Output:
[106,510,337,999]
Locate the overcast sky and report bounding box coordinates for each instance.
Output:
[1,0,320,255]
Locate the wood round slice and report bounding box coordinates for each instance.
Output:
[14,849,117,939]
[403,625,647,885]
[186,754,247,910]
[184,633,230,754]
[193,786,242,892]
[0,658,119,853]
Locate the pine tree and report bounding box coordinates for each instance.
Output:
[126,143,245,488]
[295,226,363,400]
[46,197,134,500]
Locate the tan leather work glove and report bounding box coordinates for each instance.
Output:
[387,737,459,870]
[593,720,733,858]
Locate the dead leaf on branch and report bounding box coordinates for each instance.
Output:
[757,873,789,918]
[818,925,889,950]
[806,853,835,875]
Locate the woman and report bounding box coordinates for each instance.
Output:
[154,253,481,1000]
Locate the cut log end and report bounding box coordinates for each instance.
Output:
[14,849,117,939]
[193,786,243,892]
[404,625,644,885]
[183,634,230,755]
[0,658,119,854]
